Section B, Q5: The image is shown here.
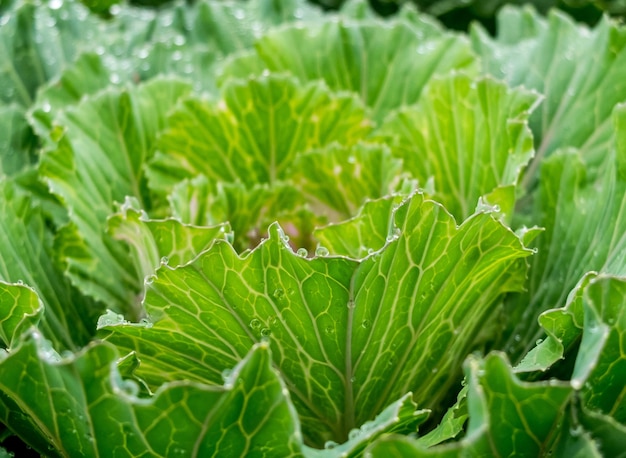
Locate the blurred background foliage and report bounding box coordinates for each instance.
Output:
[313,0,625,30]
[106,0,626,31]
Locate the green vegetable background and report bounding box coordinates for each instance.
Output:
[1,0,626,456]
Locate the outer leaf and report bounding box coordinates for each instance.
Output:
[304,394,429,457]
[292,142,404,221]
[515,273,591,373]
[107,197,231,284]
[220,20,476,122]
[348,196,530,427]
[503,104,626,360]
[377,73,539,222]
[0,179,98,350]
[100,193,531,446]
[0,105,38,176]
[39,78,191,317]
[414,385,468,448]
[28,52,126,143]
[0,283,42,349]
[148,74,371,193]
[0,334,304,457]
[579,407,626,458]
[365,353,574,457]
[573,276,626,422]
[471,6,626,179]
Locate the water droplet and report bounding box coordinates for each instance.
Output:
[324,326,335,335]
[160,256,169,265]
[145,275,157,285]
[513,334,521,342]
[348,429,361,440]
[315,246,329,257]
[324,441,338,450]
[260,328,271,337]
[570,425,583,437]
[139,318,153,329]
[249,319,261,329]
[431,367,438,374]
[350,376,356,383]
[273,289,284,299]
[297,248,308,257]
[221,368,232,381]
[535,338,543,346]
[361,320,371,329]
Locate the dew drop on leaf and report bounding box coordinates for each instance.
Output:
[361,319,371,329]
[260,328,271,337]
[272,288,284,299]
[297,248,308,257]
[249,319,261,329]
[315,246,329,257]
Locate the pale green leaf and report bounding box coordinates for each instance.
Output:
[39,78,192,317]
[220,20,476,121]
[107,197,232,284]
[292,142,404,221]
[168,176,311,252]
[314,196,408,259]
[148,73,371,193]
[377,73,539,222]
[100,193,531,446]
